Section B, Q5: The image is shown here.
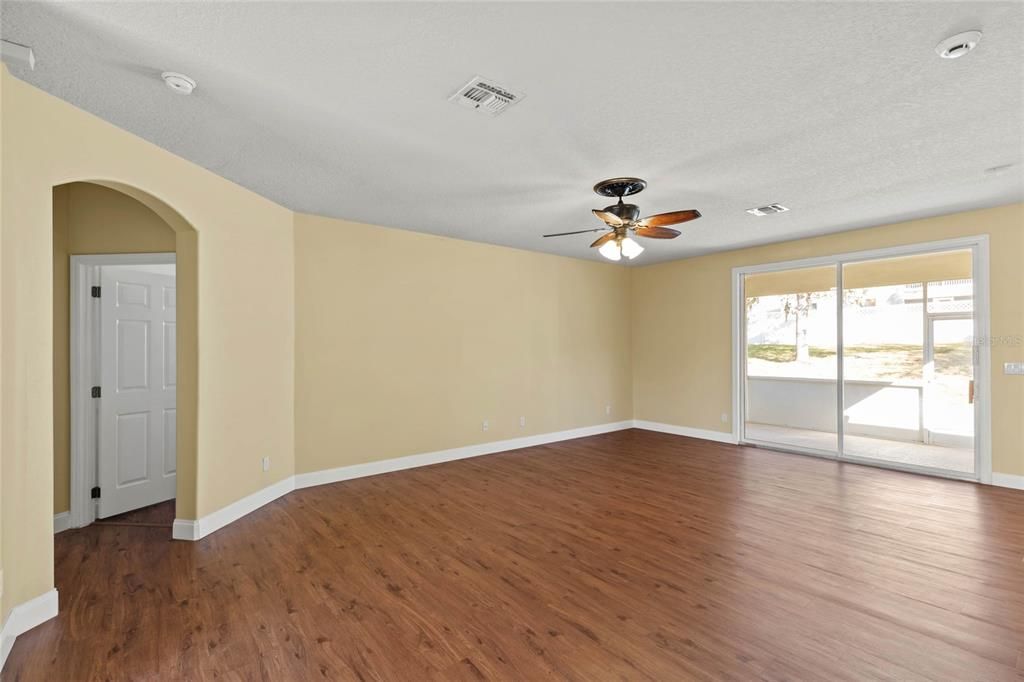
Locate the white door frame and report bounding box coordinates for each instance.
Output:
[923,312,975,447]
[731,235,992,484]
[69,252,176,528]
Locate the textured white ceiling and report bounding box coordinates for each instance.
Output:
[3,1,1022,264]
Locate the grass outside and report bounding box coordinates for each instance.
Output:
[747,343,971,379]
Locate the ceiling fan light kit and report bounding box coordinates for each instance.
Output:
[598,239,622,261]
[620,237,644,259]
[543,177,701,262]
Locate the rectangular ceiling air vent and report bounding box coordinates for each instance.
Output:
[745,203,789,216]
[449,75,523,116]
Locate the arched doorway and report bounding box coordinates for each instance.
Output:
[53,181,198,531]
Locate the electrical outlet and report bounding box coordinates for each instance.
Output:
[261,456,270,472]
[721,413,729,423]
[482,419,489,432]
[520,416,526,428]
[606,404,612,415]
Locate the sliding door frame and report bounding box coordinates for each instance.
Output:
[731,235,991,484]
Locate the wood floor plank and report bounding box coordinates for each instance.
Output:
[5,429,1024,680]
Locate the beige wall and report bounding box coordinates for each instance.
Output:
[744,250,973,296]
[52,182,177,514]
[632,203,1024,476]
[294,213,633,473]
[1,67,295,624]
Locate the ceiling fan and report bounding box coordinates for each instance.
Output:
[543,177,701,261]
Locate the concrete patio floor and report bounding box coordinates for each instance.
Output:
[744,423,975,475]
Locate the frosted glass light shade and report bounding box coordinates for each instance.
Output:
[620,236,644,259]
[598,240,621,261]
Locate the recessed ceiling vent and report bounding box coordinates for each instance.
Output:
[449,75,523,116]
[746,204,789,216]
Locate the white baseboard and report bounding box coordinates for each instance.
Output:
[1,588,58,671]
[992,473,1024,491]
[295,420,634,490]
[173,420,634,541]
[171,519,200,541]
[53,512,70,534]
[633,420,739,444]
[172,474,294,541]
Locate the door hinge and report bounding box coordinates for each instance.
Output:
[91,386,101,398]
[91,286,101,298]
[91,486,101,499]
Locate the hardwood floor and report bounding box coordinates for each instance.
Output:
[6,429,1024,680]
[92,500,175,528]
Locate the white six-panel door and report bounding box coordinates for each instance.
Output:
[98,267,176,517]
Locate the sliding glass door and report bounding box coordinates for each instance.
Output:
[743,265,838,455]
[740,242,982,480]
[840,250,975,475]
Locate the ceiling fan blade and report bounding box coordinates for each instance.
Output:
[590,232,616,248]
[634,226,681,239]
[542,228,607,238]
[637,209,701,228]
[592,209,625,227]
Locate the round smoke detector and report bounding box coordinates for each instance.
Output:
[935,31,982,59]
[161,71,196,95]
